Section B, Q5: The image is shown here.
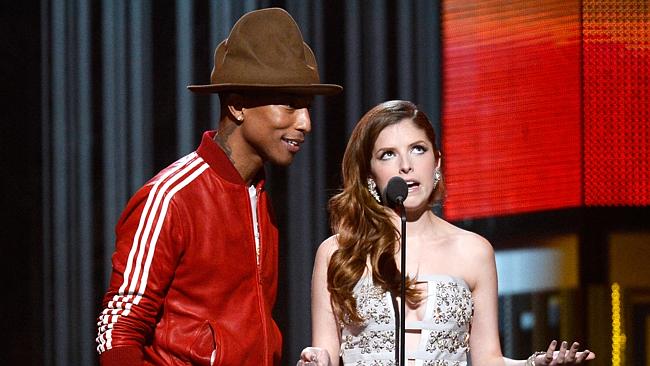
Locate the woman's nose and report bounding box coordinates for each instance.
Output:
[399,155,413,174]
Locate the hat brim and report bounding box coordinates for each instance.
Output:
[187,83,343,96]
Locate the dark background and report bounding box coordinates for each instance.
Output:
[2,1,648,365]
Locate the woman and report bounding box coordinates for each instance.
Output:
[298,100,594,366]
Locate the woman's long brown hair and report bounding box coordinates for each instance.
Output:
[327,100,445,325]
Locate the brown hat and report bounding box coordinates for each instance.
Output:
[187,8,342,95]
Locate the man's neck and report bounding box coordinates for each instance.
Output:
[213,122,262,185]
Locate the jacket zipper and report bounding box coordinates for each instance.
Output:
[249,185,269,365]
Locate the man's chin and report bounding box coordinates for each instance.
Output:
[268,155,296,167]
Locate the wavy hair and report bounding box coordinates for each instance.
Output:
[327,100,445,325]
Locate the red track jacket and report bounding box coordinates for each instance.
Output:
[97,131,281,365]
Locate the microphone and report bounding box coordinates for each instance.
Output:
[384,176,408,207]
[383,176,408,366]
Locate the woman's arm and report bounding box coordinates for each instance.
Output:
[466,235,595,366]
[464,235,508,366]
[309,236,342,366]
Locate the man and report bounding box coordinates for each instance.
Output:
[96,8,341,366]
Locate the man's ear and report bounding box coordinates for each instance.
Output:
[226,94,245,124]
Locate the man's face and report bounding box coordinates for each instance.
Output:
[239,93,313,166]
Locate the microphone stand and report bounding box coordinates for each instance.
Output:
[397,198,406,366]
[384,176,409,366]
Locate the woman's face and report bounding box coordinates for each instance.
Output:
[369,118,437,210]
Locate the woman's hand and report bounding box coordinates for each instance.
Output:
[296,346,331,366]
[533,340,595,365]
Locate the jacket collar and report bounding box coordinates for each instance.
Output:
[196,130,266,188]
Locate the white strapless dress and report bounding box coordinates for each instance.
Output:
[340,274,473,366]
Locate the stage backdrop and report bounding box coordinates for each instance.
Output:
[32,0,649,365]
[441,0,583,220]
[582,0,649,206]
[441,0,649,221]
[38,1,442,365]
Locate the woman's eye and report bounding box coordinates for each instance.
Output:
[379,151,395,160]
[412,145,427,154]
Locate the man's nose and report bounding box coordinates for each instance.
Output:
[295,108,312,134]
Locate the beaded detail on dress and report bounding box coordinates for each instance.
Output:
[340,274,473,366]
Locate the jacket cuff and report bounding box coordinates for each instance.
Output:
[99,346,143,366]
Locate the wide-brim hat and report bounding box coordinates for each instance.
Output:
[188,8,342,96]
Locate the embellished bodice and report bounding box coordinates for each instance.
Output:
[340,274,474,366]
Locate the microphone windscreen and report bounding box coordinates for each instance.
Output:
[384,176,408,207]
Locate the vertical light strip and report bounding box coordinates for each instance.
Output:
[611,283,625,366]
[40,0,53,364]
[176,0,194,156]
[129,0,153,191]
[101,0,115,279]
[65,2,81,358]
[367,0,387,104]
[102,0,128,277]
[502,295,514,356]
[415,0,441,148]
[101,0,117,278]
[344,0,362,134]
[114,1,128,197]
[310,0,328,243]
[209,1,232,125]
[51,1,70,364]
[283,2,316,359]
[396,0,414,100]
[76,0,94,364]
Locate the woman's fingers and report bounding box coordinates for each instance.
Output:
[575,350,590,362]
[582,350,596,361]
[544,340,557,364]
[564,342,579,363]
[544,341,596,364]
[555,341,569,363]
[300,347,321,362]
[298,347,330,366]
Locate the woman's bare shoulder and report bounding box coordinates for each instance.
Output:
[316,234,341,261]
[437,220,494,260]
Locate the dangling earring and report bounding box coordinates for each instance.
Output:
[367,177,381,203]
[433,168,442,189]
[433,155,442,189]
